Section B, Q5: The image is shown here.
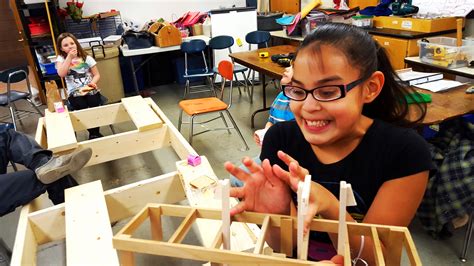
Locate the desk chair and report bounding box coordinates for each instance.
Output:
[181,39,215,99]
[245,30,274,100]
[177,60,249,150]
[209,35,251,102]
[0,66,43,131]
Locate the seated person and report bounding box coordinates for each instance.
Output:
[0,128,92,216]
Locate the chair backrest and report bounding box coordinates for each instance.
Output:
[181,39,209,76]
[245,31,270,50]
[217,60,235,107]
[209,35,234,50]
[0,66,29,84]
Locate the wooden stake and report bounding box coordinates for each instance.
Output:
[297,175,311,260]
[337,181,357,256]
[221,179,231,250]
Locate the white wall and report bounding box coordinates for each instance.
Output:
[58,0,246,25]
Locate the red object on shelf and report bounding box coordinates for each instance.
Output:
[29,23,50,36]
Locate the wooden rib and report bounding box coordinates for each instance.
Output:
[378,228,404,265]
[254,215,270,254]
[370,226,385,266]
[119,250,135,266]
[149,207,163,241]
[64,180,119,266]
[168,209,198,243]
[45,109,78,152]
[343,227,351,266]
[35,117,47,148]
[116,206,150,236]
[280,217,293,257]
[122,96,163,131]
[10,204,38,265]
[402,228,422,265]
[210,225,224,249]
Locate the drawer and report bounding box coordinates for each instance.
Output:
[372,35,409,70]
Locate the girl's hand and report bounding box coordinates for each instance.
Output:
[225,157,292,216]
[67,49,77,59]
[272,151,339,233]
[87,82,97,89]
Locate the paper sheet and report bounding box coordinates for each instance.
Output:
[413,0,474,17]
[414,79,465,92]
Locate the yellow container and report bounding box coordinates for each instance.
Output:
[373,16,463,33]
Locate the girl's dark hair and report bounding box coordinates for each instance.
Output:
[56,32,88,61]
[296,23,426,127]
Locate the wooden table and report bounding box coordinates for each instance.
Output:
[229,45,296,128]
[410,85,474,125]
[405,56,474,79]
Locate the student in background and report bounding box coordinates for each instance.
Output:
[56,32,103,139]
[225,23,433,264]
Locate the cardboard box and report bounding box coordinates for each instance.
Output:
[373,17,463,33]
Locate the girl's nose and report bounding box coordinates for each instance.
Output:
[302,94,323,111]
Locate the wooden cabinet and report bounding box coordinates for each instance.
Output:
[371,32,456,70]
[270,0,300,14]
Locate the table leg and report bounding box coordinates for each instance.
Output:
[129,57,140,96]
[251,74,270,128]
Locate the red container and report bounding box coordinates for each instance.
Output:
[29,23,50,36]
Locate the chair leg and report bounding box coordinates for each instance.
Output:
[10,161,18,172]
[208,76,217,97]
[9,106,17,131]
[11,102,23,127]
[224,110,249,151]
[27,98,44,116]
[183,80,190,99]
[460,213,473,262]
[189,115,195,145]
[234,73,242,95]
[219,111,231,134]
[178,109,184,132]
[241,72,252,103]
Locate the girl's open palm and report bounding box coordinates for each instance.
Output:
[225,157,292,216]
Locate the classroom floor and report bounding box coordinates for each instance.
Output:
[0,81,471,265]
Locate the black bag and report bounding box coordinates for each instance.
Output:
[122,31,154,50]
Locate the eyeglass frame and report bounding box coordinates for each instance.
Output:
[282,77,367,102]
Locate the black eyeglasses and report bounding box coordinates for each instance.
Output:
[282,78,366,102]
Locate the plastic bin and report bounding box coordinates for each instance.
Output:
[40,62,57,75]
[418,37,474,69]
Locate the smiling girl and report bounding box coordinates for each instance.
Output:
[225,23,435,264]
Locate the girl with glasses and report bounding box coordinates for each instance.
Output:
[225,23,434,264]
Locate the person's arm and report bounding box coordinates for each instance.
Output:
[88,65,100,88]
[56,54,73,78]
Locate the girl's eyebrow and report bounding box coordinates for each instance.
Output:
[291,75,344,85]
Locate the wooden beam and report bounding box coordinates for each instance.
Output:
[35,117,47,148]
[370,227,385,266]
[122,96,163,131]
[149,207,163,241]
[65,180,119,266]
[402,228,422,266]
[80,126,170,167]
[27,172,185,245]
[168,209,198,243]
[68,102,130,131]
[280,217,293,257]
[253,215,270,254]
[113,237,316,265]
[45,109,78,152]
[10,204,38,265]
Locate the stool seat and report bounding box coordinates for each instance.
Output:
[179,97,227,116]
[0,91,30,106]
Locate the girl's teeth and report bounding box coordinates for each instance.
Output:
[307,120,328,127]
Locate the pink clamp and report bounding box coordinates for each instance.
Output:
[187,154,201,166]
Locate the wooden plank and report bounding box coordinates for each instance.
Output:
[370,227,386,266]
[253,215,270,254]
[280,217,293,257]
[122,96,163,131]
[65,180,119,265]
[35,117,47,148]
[149,207,163,241]
[168,209,198,243]
[27,172,185,245]
[45,109,78,152]
[113,237,317,265]
[145,98,196,160]
[81,126,169,167]
[68,102,130,131]
[402,228,422,265]
[10,204,38,266]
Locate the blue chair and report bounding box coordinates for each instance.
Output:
[245,31,273,99]
[180,39,215,99]
[0,66,43,131]
[209,35,252,102]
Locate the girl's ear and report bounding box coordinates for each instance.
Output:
[363,71,384,103]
